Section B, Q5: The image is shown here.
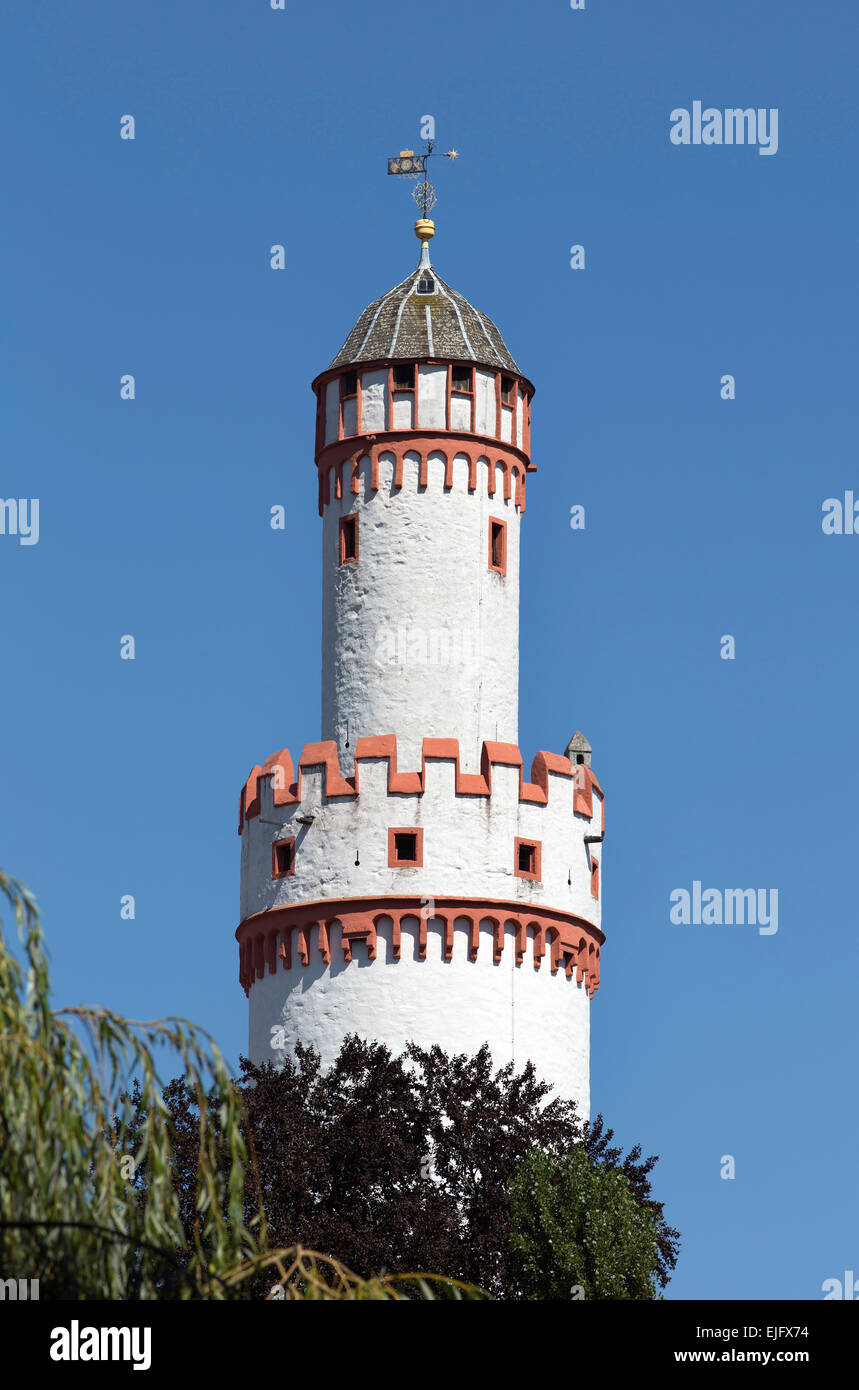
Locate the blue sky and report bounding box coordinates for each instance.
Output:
[2,0,857,1299]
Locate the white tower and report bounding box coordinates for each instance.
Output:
[237,218,605,1112]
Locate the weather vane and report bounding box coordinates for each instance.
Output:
[387,139,458,218]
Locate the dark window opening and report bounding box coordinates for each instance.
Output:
[339,514,358,564]
[393,364,414,389]
[417,275,435,294]
[489,519,506,573]
[501,376,515,405]
[341,371,357,397]
[515,837,541,880]
[576,753,585,765]
[394,832,418,863]
[272,838,295,878]
[452,366,472,393]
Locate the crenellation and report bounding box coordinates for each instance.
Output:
[240,735,603,827]
[239,734,603,942]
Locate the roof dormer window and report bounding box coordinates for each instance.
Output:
[417,274,435,294]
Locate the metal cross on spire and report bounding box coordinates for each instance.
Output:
[387,139,459,218]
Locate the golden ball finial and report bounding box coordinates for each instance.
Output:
[415,218,435,242]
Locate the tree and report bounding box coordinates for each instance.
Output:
[146,1038,679,1299]
[0,871,476,1300]
[509,1147,662,1299]
[0,870,261,1299]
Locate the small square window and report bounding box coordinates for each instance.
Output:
[272,837,295,879]
[341,371,357,397]
[514,837,541,881]
[489,518,507,574]
[339,514,358,564]
[417,274,435,294]
[396,832,417,861]
[501,376,515,405]
[393,364,414,390]
[452,366,472,393]
[388,827,424,867]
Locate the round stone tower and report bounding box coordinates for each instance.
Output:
[236,220,605,1112]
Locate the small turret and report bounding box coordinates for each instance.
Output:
[565,730,592,768]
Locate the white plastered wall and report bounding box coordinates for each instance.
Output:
[320,452,520,771]
[241,759,603,928]
[360,369,388,431]
[240,758,602,1115]
[248,918,591,1114]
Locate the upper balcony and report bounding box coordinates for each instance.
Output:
[313,360,532,461]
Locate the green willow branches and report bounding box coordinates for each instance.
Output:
[0,871,483,1301]
[0,870,260,1299]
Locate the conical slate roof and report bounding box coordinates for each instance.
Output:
[326,255,524,377]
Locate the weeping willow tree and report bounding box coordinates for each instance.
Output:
[0,870,261,1298]
[0,871,481,1301]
